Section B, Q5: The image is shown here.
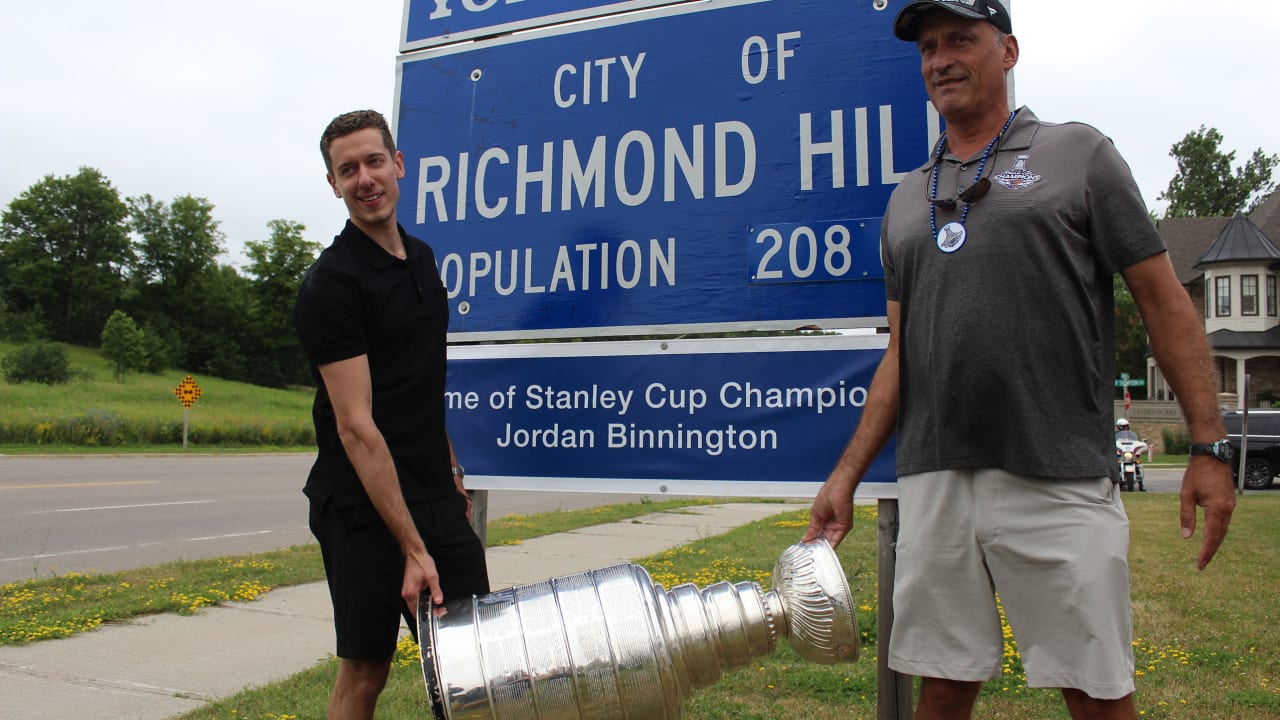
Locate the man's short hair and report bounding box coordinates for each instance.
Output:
[320,110,397,174]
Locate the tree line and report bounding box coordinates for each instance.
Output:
[0,167,322,388]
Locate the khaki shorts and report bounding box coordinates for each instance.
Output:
[888,468,1135,700]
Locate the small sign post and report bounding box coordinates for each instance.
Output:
[173,375,203,449]
[1116,374,1144,412]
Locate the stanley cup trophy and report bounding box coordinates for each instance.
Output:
[416,539,859,720]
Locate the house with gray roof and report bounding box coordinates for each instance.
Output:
[1155,192,1280,407]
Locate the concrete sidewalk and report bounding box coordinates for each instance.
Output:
[0,502,808,720]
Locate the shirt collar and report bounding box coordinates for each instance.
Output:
[999,106,1038,152]
[337,220,422,269]
[916,105,1039,173]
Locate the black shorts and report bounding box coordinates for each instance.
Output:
[309,491,490,660]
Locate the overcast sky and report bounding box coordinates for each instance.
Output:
[1,0,1274,267]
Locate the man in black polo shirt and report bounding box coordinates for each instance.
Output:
[294,109,489,719]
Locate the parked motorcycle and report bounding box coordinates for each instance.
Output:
[1115,429,1147,491]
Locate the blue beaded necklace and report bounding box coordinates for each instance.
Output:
[929,110,1016,253]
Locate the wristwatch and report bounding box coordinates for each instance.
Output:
[451,465,466,479]
[1189,439,1234,463]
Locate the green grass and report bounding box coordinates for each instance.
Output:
[0,341,314,447]
[0,548,322,644]
[14,494,1268,720]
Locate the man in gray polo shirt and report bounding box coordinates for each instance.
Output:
[803,2,1236,718]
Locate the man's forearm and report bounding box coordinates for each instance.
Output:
[831,343,900,490]
[1126,255,1224,440]
[341,426,427,557]
[1148,310,1224,440]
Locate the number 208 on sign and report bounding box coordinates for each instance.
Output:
[748,219,884,285]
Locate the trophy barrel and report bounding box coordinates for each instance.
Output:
[418,539,857,720]
[420,564,682,720]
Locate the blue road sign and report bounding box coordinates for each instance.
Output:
[401,0,678,51]
[446,334,897,496]
[395,0,934,339]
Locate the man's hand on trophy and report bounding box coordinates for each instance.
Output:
[802,479,855,549]
[403,549,444,616]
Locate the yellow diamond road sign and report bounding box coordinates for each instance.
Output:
[174,375,203,408]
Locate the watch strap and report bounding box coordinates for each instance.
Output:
[1189,439,1233,462]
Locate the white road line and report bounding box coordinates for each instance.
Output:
[29,500,216,514]
[0,530,275,563]
[184,530,272,542]
[1,480,158,491]
[0,546,132,563]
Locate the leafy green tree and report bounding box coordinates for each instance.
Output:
[0,168,132,344]
[183,264,254,380]
[100,310,147,381]
[124,194,247,379]
[1113,274,1147,400]
[126,194,225,328]
[137,323,174,374]
[128,194,224,290]
[1159,126,1278,218]
[242,219,322,387]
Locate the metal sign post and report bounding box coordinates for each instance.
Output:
[877,498,913,720]
[1240,374,1249,495]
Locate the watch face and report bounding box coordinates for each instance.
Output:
[1197,440,1234,463]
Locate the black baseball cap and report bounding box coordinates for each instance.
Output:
[893,0,1013,41]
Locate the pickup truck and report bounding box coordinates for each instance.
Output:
[1223,409,1280,489]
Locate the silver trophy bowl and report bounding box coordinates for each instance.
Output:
[416,538,858,720]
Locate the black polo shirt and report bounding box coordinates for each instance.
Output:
[294,220,454,509]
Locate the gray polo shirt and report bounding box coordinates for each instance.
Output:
[881,107,1164,479]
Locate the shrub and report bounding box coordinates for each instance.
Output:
[0,416,313,446]
[1,341,73,385]
[1161,426,1190,455]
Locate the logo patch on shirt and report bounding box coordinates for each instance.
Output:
[993,155,1042,190]
[936,222,966,253]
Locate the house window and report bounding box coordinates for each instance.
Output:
[1243,275,1259,316]
[1216,276,1232,317]
[1269,275,1277,316]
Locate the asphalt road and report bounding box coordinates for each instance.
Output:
[1137,466,1185,493]
[0,454,666,585]
[1126,465,1267,494]
[0,457,1260,585]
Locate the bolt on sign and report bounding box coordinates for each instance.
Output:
[174,375,203,408]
